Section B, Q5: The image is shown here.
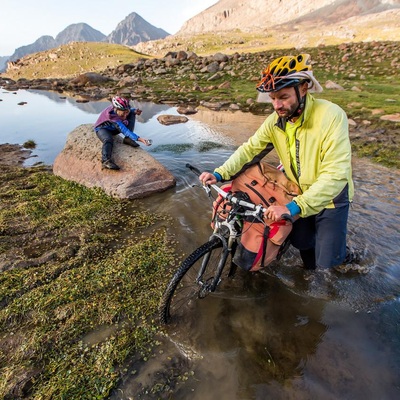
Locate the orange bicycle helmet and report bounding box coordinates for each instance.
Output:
[257,54,312,93]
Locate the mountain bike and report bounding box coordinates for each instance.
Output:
[159,163,293,324]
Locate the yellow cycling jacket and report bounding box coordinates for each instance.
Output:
[214,93,354,218]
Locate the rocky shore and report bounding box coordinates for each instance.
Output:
[1,41,398,114]
[2,41,399,171]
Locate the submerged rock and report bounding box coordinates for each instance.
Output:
[157,115,189,125]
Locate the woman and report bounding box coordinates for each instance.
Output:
[94,96,152,170]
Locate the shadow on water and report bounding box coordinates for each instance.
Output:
[1,88,399,399]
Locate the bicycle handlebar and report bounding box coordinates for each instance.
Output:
[186,163,294,223]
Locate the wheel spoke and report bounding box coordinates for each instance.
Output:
[159,238,234,324]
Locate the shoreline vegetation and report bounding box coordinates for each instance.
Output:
[0,164,180,398]
[0,38,399,397]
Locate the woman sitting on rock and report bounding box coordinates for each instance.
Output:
[94,96,152,170]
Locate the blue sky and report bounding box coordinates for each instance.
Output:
[0,0,218,56]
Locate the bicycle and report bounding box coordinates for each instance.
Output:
[159,163,293,324]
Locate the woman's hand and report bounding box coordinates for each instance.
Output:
[138,137,152,146]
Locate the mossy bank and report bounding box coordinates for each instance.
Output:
[0,163,180,398]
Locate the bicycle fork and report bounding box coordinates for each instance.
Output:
[197,234,233,298]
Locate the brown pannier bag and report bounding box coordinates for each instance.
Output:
[211,162,301,271]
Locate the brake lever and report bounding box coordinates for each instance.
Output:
[192,183,211,197]
[281,213,295,223]
[187,163,213,196]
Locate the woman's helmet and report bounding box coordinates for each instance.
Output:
[112,96,130,111]
[257,54,312,93]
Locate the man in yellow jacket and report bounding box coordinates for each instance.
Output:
[199,54,354,270]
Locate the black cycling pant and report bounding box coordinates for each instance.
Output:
[95,112,136,162]
[289,204,349,269]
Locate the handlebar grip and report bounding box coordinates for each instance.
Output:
[186,163,202,176]
[281,213,294,223]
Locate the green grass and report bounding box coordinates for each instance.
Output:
[351,141,399,168]
[0,165,178,398]
[3,42,149,80]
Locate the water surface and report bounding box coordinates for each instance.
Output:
[1,88,399,399]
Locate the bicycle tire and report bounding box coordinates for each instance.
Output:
[159,237,234,324]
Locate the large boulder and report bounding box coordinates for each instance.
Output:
[53,124,176,199]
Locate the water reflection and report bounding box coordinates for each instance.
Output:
[1,88,400,400]
[0,88,232,166]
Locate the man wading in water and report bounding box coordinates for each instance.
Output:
[200,54,355,270]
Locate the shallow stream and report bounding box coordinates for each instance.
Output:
[1,89,399,399]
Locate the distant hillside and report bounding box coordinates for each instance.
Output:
[1,13,169,72]
[105,12,169,46]
[3,42,149,80]
[133,0,400,57]
[8,23,105,64]
[177,0,400,34]
[11,36,57,62]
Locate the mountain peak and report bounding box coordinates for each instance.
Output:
[105,12,170,46]
[55,23,106,46]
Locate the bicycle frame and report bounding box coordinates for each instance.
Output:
[159,164,295,324]
[191,167,268,294]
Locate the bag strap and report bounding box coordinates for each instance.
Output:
[260,225,270,268]
[244,182,271,207]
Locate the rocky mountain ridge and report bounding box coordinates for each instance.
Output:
[177,0,400,34]
[10,23,105,62]
[133,1,400,58]
[105,13,169,46]
[2,12,169,69]
[56,23,106,46]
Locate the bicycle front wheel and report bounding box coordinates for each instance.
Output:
[159,237,234,324]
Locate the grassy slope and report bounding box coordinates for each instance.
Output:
[3,42,150,80]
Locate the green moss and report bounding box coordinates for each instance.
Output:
[352,141,399,169]
[0,165,178,398]
[23,140,36,149]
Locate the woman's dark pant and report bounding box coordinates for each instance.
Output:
[95,112,136,162]
[289,204,349,269]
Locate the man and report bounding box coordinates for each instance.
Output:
[199,54,354,270]
[94,96,152,170]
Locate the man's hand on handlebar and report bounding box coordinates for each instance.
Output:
[266,205,291,222]
[199,172,217,186]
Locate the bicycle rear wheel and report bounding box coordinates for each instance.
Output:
[159,237,234,324]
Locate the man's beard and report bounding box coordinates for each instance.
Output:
[275,102,298,119]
